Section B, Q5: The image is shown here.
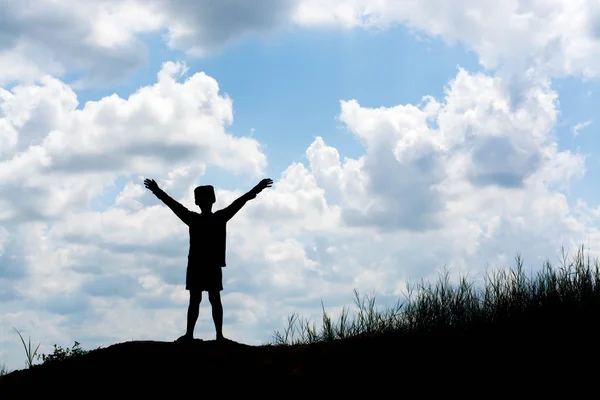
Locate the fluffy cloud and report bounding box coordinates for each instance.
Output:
[0,61,266,224]
[294,0,600,79]
[0,0,161,86]
[299,67,593,293]
[0,0,299,85]
[302,68,585,238]
[149,0,299,56]
[3,0,600,86]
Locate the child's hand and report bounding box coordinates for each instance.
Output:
[144,178,160,192]
[251,178,273,195]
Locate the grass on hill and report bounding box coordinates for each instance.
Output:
[271,245,600,345]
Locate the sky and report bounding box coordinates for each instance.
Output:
[2,0,600,372]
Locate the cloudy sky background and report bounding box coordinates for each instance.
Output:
[2,0,600,371]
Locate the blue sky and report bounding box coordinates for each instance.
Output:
[2,0,600,373]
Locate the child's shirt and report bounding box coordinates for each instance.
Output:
[153,188,250,267]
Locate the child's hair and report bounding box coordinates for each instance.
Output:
[194,185,216,204]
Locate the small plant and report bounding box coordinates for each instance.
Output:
[37,341,89,365]
[13,327,41,369]
[1,362,10,376]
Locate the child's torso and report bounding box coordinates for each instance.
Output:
[187,211,227,266]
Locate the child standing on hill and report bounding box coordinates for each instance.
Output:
[144,177,273,342]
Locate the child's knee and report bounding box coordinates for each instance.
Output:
[189,290,202,305]
[208,291,221,304]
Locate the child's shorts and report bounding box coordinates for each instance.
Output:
[186,264,223,292]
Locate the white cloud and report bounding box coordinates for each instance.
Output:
[310,68,586,236]
[0,61,266,224]
[0,0,298,85]
[3,0,600,86]
[572,120,592,137]
[0,0,161,86]
[150,0,299,56]
[294,0,600,79]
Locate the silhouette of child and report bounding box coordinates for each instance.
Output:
[144,177,273,342]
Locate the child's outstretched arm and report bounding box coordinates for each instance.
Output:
[221,178,273,221]
[144,178,193,225]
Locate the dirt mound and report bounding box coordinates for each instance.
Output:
[0,331,590,397]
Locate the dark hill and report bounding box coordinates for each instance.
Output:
[0,327,595,397]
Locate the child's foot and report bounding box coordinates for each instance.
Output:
[175,334,194,343]
[216,335,232,343]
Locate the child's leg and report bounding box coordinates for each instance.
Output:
[185,289,202,338]
[208,291,223,340]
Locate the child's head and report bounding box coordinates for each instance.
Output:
[194,185,216,207]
